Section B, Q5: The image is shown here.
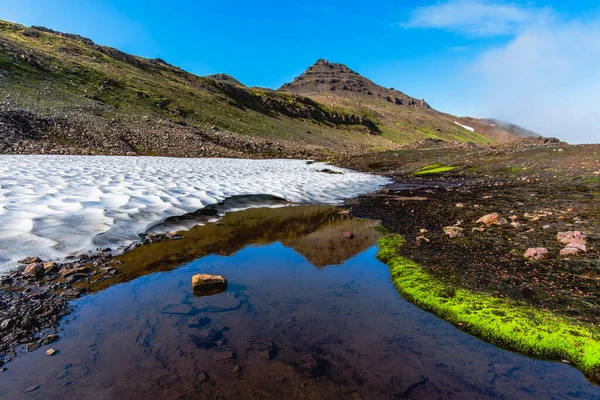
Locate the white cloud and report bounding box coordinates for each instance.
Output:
[402,1,600,143]
[402,0,545,36]
[467,18,600,143]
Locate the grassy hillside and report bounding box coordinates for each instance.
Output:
[0,21,510,157]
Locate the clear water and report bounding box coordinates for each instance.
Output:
[0,209,598,399]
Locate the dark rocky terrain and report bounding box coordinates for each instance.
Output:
[341,139,600,324]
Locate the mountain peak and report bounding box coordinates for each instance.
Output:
[279,59,429,109]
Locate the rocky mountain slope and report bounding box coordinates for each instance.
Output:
[0,20,531,157]
[279,59,535,145]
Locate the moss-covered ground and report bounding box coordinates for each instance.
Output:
[377,234,600,380]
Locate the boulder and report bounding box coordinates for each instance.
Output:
[557,231,587,246]
[443,226,464,238]
[343,232,355,239]
[524,248,548,260]
[192,274,227,293]
[476,213,508,226]
[23,262,44,279]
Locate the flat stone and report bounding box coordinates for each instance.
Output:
[59,266,90,278]
[45,348,57,356]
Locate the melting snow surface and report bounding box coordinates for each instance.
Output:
[0,155,390,273]
[454,121,475,132]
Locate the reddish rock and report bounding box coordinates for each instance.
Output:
[557,231,587,246]
[343,232,355,239]
[23,262,44,279]
[524,248,548,261]
[560,243,587,256]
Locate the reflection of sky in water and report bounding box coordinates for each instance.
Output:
[2,242,598,399]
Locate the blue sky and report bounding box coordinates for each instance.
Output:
[1,1,599,143]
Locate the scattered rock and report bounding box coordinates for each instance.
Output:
[198,372,210,382]
[443,226,464,238]
[560,243,588,256]
[1,318,16,330]
[42,334,59,345]
[23,262,44,279]
[343,231,355,239]
[43,261,59,273]
[25,342,40,352]
[524,248,548,261]
[232,365,242,372]
[476,213,508,226]
[557,231,587,246]
[59,266,90,278]
[45,348,57,356]
[191,274,228,293]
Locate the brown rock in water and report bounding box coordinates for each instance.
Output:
[192,274,227,293]
[343,232,355,239]
[524,248,548,260]
[443,226,464,238]
[557,231,587,246]
[476,213,507,226]
[23,262,44,279]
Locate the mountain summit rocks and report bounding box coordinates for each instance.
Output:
[279,59,430,108]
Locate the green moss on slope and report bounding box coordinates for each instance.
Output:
[377,234,600,380]
[414,163,458,175]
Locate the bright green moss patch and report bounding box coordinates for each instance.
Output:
[377,234,600,379]
[414,163,458,175]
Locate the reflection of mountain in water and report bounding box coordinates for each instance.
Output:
[92,205,381,290]
[284,218,380,268]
